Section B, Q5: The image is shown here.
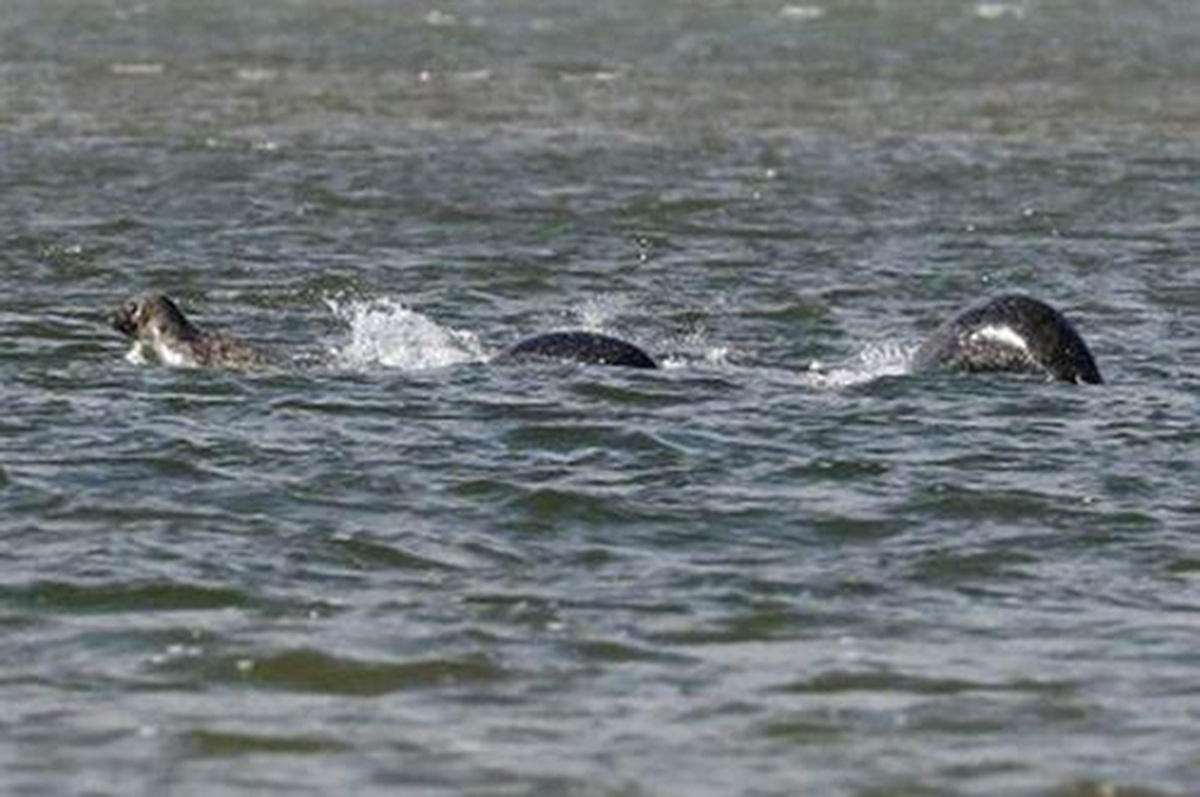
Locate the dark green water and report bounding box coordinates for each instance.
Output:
[3,1,1199,795]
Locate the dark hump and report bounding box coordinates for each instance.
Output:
[498,331,657,369]
[912,294,1102,384]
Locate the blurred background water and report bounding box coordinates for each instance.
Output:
[2,1,1199,795]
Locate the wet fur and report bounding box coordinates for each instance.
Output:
[111,292,271,370]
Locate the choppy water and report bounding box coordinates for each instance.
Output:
[3,2,1200,795]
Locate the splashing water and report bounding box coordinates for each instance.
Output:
[569,296,627,330]
[803,341,917,389]
[321,294,911,384]
[325,296,487,371]
[658,336,730,370]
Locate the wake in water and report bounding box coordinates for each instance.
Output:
[562,298,728,370]
[321,294,906,385]
[802,341,918,389]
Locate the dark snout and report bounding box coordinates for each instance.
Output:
[111,302,138,338]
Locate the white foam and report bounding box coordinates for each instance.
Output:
[659,345,729,370]
[570,296,626,330]
[325,296,486,371]
[803,341,917,390]
[110,62,164,77]
[780,5,825,21]
[423,9,457,27]
[649,319,729,370]
[975,2,1025,21]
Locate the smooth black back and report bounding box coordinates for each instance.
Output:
[498,331,657,369]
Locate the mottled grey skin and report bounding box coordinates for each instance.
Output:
[912,294,1102,384]
[497,331,657,369]
[111,292,272,370]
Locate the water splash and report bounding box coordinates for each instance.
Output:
[324,296,486,371]
[975,3,1026,21]
[570,296,626,330]
[803,341,917,389]
[658,334,730,370]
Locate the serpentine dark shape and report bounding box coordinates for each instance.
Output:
[912,294,1102,384]
[112,291,1099,382]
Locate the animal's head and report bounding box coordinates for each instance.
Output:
[111,292,200,343]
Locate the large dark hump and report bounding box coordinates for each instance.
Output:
[498,331,657,369]
[912,294,1102,384]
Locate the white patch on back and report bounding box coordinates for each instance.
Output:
[968,324,1029,353]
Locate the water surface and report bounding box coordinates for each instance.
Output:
[3,2,1200,795]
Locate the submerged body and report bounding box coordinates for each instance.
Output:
[912,294,1102,384]
[496,331,658,369]
[111,292,272,370]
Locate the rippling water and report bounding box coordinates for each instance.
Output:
[3,2,1200,795]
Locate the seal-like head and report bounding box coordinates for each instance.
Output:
[111,292,205,366]
[913,294,1103,384]
[112,292,202,341]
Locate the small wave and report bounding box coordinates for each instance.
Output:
[803,340,917,389]
[324,296,486,371]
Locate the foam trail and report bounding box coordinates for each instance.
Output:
[325,296,486,371]
[803,341,917,389]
